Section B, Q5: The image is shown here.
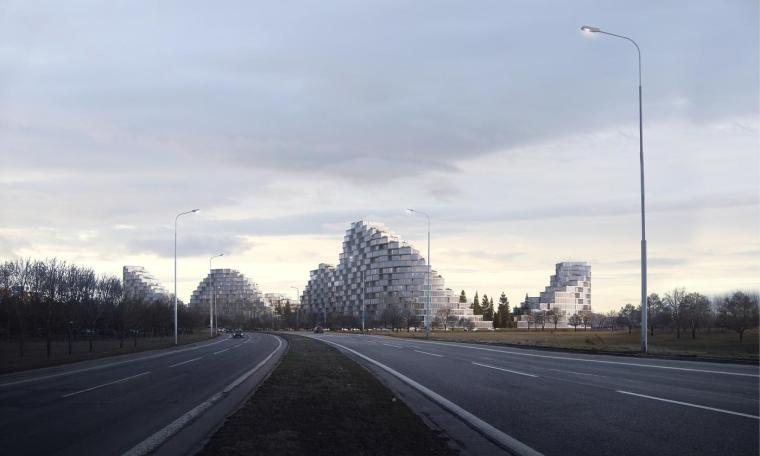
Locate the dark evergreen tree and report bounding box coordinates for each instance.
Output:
[482,294,494,320]
[471,292,482,315]
[459,290,467,304]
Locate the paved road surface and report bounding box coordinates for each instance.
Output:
[0,332,283,456]
[310,333,759,456]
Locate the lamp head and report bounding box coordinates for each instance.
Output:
[580,25,601,33]
[192,208,200,213]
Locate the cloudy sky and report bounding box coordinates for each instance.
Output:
[1,1,757,311]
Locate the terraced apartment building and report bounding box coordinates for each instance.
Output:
[516,261,592,328]
[301,220,490,329]
[189,268,267,321]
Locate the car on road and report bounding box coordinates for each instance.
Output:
[232,331,244,339]
[313,326,324,334]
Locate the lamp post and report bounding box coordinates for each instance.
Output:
[406,208,431,339]
[581,25,647,353]
[174,208,199,345]
[209,253,224,337]
[290,286,300,330]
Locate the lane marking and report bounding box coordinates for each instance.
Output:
[319,337,543,456]
[472,362,537,378]
[168,357,203,368]
[0,337,230,388]
[233,344,243,349]
[122,335,285,456]
[213,348,229,355]
[383,343,402,348]
[61,371,151,398]
[399,339,759,378]
[414,349,443,358]
[617,390,760,420]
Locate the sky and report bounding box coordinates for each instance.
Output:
[1,1,758,312]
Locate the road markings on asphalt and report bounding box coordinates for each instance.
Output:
[233,344,243,349]
[413,349,443,357]
[472,362,537,378]
[213,348,229,355]
[61,371,151,398]
[168,357,203,368]
[411,340,759,378]
[617,390,760,420]
[383,343,403,348]
[0,337,230,388]
[320,338,543,456]
[122,335,285,456]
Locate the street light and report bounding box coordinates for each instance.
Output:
[290,286,300,330]
[580,25,648,353]
[348,255,366,332]
[406,208,431,339]
[174,208,199,345]
[209,253,224,337]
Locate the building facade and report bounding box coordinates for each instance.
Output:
[516,261,592,328]
[263,292,299,311]
[301,220,489,329]
[189,269,267,322]
[123,266,171,302]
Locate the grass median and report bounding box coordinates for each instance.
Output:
[199,333,457,456]
[383,328,759,361]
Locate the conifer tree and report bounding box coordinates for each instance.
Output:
[482,294,494,320]
[471,292,482,315]
[459,290,467,305]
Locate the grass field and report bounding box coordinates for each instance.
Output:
[381,328,759,361]
[199,334,457,456]
[0,331,213,374]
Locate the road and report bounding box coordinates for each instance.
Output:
[310,333,759,456]
[0,332,284,456]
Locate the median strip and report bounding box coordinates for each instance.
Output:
[472,362,538,378]
[61,371,151,398]
[617,390,760,420]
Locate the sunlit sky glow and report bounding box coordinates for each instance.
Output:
[1,1,758,311]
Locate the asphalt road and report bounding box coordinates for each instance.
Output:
[0,332,283,456]
[310,333,759,456]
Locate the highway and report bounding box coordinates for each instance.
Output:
[0,332,284,456]
[310,333,759,456]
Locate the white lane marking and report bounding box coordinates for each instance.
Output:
[547,368,604,378]
[383,343,403,348]
[61,371,151,398]
[414,349,443,358]
[213,348,229,355]
[168,357,203,368]
[122,335,285,456]
[0,337,230,388]
[401,339,759,378]
[232,344,243,349]
[319,337,543,456]
[472,362,537,378]
[617,390,760,420]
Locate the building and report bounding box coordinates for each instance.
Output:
[301,220,490,329]
[263,293,300,311]
[189,269,267,323]
[516,262,592,328]
[123,266,171,302]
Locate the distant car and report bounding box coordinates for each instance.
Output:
[313,326,324,334]
[232,331,244,338]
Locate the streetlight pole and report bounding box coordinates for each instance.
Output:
[209,253,224,337]
[290,286,300,330]
[174,209,199,345]
[406,208,431,339]
[581,25,647,353]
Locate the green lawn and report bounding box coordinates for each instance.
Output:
[199,334,457,456]
[0,330,213,374]
[380,327,759,361]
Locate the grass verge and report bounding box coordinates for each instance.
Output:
[0,331,214,374]
[383,328,759,361]
[199,334,457,456]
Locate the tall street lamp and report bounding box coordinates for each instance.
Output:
[209,253,224,337]
[174,208,199,345]
[581,25,648,353]
[406,208,431,339]
[290,286,300,330]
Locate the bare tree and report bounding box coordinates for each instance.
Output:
[568,313,582,331]
[436,307,452,331]
[548,308,563,330]
[664,288,687,339]
[682,292,711,339]
[716,291,759,343]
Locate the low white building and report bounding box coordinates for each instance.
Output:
[516,262,592,328]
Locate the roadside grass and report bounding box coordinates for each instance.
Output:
[382,328,759,361]
[199,334,457,456]
[0,331,213,374]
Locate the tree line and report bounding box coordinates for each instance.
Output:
[0,258,207,359]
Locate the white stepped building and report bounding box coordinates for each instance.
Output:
[123,266,171,302]
[301,220,490,329]
[516,262,592,328]
[189,269,267,321]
